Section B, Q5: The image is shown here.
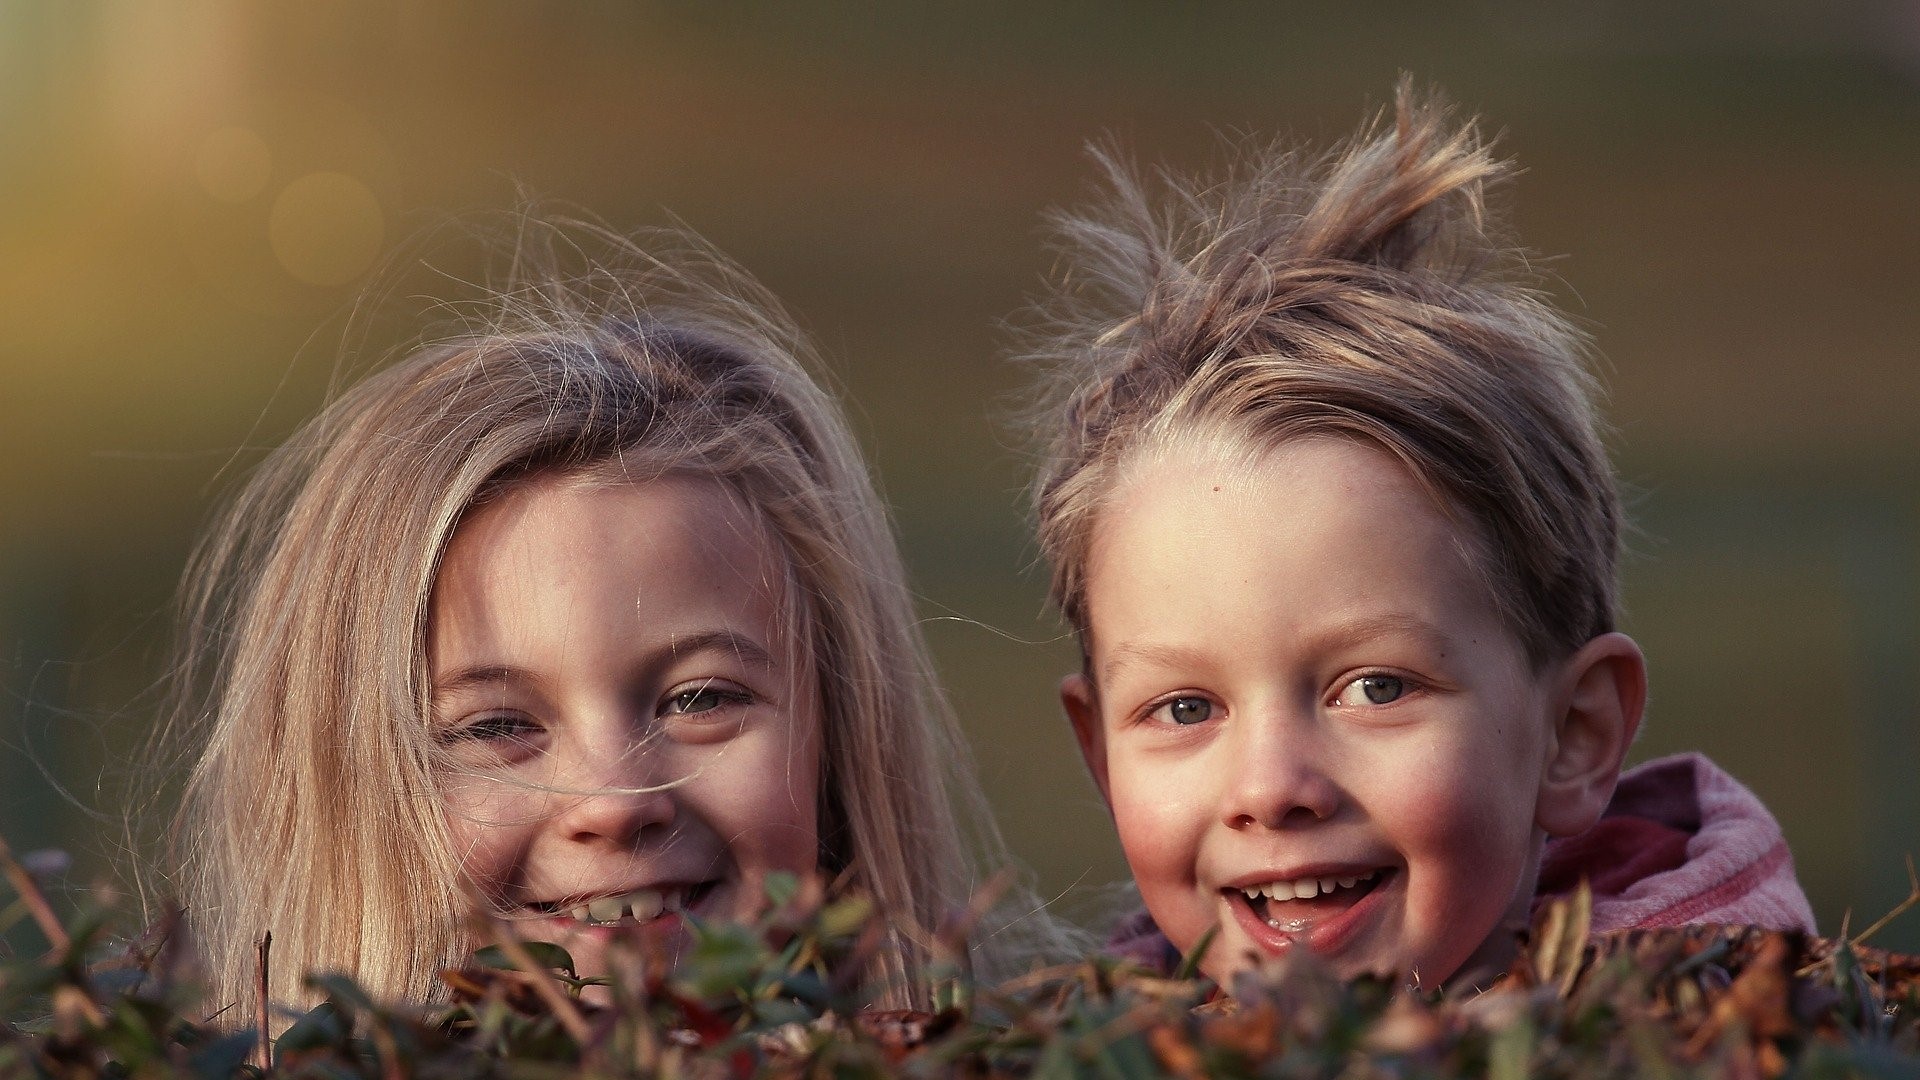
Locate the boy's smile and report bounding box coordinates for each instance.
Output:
[1064,435,1583,987]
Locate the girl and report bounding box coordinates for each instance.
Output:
[164,220,1031,1017]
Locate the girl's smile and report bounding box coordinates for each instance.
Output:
[428,471,822,979]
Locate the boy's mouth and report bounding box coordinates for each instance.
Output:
[528,880,719,928]
[1225,868,1389,940]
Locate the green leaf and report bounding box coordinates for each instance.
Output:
[187,1029,259,1078]
[469,941,577,979]
[762,871,801,908]
[1487,1017,1535,1080]
[275,1000,348,1053]
[307,972,378,1014]
[818,895,876,940]
[1173,924,1218,981]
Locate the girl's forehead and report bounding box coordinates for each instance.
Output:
[436,474,791,622]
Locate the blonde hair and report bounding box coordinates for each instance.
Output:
[1027,83,1620,666]
[166,221,1020,1017]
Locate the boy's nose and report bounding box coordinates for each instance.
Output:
[552,738,678,846]
[1222,711,1341,829]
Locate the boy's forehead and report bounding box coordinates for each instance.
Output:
[1086,435,1532,669]
[1113,431,1434,519]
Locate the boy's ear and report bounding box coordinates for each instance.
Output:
[1536,632,1647,838]
[1060,673,1112,807]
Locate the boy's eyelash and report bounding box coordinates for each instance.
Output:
[1136,693,1219,727]
[1330,670,1422,706]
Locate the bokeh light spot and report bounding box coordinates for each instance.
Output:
[268,172,384,287]
[194,127,273,203]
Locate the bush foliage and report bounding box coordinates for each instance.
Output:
[3,842,1916,1079]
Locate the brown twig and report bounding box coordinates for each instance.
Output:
[0,834,71,955]
[253,931,272,1073]
[474,911,593,1045]
[1848,854,1920,951]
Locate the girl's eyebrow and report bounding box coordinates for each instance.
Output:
[431,630,778,699]
[431,664,538,699]
[662,629,776,669]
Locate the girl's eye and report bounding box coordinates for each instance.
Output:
[1333,674,1406,707]
[441,712,541,745]
[1150,696,1215,726]
[664,683,751,716]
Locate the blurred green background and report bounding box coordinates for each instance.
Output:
[3,2,1917,953]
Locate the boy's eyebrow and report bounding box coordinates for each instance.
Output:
[1102,642,1213,684]
[1310,612,1458,655]
[1101,614,1457,683]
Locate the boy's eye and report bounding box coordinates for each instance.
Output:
[1151,696,1214,726]
[1334,674,1406,706]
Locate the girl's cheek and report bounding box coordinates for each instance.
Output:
[439,787,527,891]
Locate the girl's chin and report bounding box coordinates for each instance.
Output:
[530,913,692,980]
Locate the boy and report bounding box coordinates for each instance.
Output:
[1023,85,1815,987]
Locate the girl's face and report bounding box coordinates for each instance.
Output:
[428,471,821,977]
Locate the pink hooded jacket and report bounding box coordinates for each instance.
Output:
[1107,752,1816,974]
[1531,751,1815,934]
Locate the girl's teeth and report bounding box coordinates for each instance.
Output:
[626,889,664,921]
[564,887,679,925]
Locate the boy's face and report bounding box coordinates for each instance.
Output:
[1064,435,1575,988]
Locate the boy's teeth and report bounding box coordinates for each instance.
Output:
[1240,870,1378,904]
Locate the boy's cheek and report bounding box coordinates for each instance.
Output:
[1107,773,1216,947]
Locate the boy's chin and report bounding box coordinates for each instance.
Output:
[1440,919,1526,991]
[1199,926,1528,995]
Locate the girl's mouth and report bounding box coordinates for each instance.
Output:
[530,880,719,928]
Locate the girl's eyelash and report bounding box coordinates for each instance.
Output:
[662,681,755,716]
[440,711,541,743]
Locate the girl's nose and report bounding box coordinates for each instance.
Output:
[1222,708,1341,829]
[552,738,678,846]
